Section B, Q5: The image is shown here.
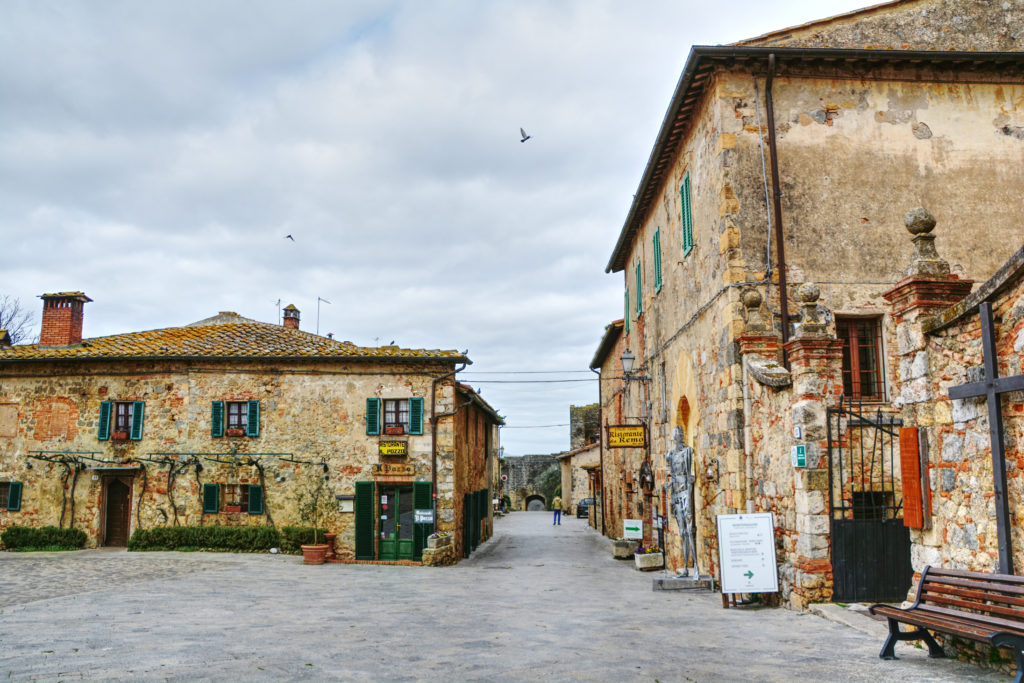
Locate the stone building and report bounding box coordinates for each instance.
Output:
[556,443,599,516]
[0,292,502,564]
[596,0,1024,607]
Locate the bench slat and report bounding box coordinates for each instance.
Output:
[927,567,1024,587]
[927,591,1024,620]
[918,604,1024,635]
[872,606,1009,642]
[924,575,1024,601]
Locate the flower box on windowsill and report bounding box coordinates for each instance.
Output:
[384,426,405,435]
[226,428,245,437]
[111,431,129,441]
[224,505,243,513]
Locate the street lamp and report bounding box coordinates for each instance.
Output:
[620,349,649,381]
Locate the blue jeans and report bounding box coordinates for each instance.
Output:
[553,509,561,524]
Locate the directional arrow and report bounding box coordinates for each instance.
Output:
[744,570,754,579]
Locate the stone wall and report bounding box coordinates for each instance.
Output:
[501,454,557,510]
[0,357,483,561]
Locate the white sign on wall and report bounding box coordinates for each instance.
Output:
[717,513,778,594]
[623,519,643,540]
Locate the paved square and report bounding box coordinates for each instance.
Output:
[0,514,1006,681]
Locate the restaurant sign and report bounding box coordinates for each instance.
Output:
[607,425,647,448]
[378,440,408,456]
[372,463,415,476]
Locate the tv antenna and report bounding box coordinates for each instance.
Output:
[317,297,331,335]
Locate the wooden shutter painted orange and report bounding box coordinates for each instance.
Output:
[900,427,924,529]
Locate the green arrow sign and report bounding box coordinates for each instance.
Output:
[744,570,754,579]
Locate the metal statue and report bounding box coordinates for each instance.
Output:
[664,425,697,577]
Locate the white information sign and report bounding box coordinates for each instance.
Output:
[717,513,778,594]
[414,509,434,524]
[623,518,643,540]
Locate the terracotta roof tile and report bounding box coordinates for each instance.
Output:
[0,314,466,363]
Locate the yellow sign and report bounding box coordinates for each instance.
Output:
[378,440,408,456]
[373,463,415,476]
[607,425,646,448]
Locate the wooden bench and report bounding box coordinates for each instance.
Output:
[869,565,1024,682]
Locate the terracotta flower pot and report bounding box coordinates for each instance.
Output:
[301,544,329,565]
[323,533,337,561]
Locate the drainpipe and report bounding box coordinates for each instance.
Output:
[591,367,606,536]
[765,54,790,361]
[431,362,468,526]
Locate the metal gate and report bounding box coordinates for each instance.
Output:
[827,397,913,602]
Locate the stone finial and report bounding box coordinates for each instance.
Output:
[741,288,767,332]
[904,207,950,277]
[794,282,828,337]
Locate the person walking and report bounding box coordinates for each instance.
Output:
[552,495,562,525]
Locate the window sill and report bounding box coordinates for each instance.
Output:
[111,431,130,441]
[224,506,243,513]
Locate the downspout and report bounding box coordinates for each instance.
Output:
[591,367,606,536]
[431,362,468,525]
[765,53,790,361]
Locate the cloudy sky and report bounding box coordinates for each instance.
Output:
[0,0,875,455]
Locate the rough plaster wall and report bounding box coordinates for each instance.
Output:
[0,360,460,557]
[739,0,1024,52]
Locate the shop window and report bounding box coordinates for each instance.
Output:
[210,400,260,437]
[97,401,144,441]
[0,481,23,510]
[837,316,885,400]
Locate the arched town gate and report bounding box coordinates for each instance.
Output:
[524,494,546,511]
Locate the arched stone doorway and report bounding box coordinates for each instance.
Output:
[525,494,546,511]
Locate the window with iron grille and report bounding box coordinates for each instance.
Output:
[837,316,885,400]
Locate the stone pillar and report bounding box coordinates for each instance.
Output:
[737,288,782,361]
[882,209,973,573]
[783,283,842,609]
[883,208,973,426]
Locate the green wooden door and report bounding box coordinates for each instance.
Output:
[379,486,415,561]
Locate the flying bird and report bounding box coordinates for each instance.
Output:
[284,234,295,241]
[520,127,532,143]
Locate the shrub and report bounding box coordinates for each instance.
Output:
[128,525,280,552]
[1,525,87,550]
[280,525,327,552]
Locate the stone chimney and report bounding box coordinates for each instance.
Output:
[282,304,300,330]
[39,292,92,346]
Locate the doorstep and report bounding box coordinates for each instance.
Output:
[327,558,422,566]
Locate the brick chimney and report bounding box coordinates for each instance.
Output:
[39,292,92,346]
[282,304,300,330]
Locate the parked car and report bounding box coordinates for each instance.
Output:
[576,498,594,518]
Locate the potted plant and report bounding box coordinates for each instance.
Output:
[427,531,451,550]
[634,544,664,571]
[295,471,335,564]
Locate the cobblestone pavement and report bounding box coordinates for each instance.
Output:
[0,514,1008,681]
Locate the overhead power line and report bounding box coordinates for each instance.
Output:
[460,370,595,375]
[461,378,596,384]
[500,423,571,429]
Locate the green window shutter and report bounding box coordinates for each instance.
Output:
[463,491,472,558]
[409,397,424,435]
[653,228,663,292]
[202,483,219,514]
[130,401,145,441]
[211,401,225,438]
[6,481,22,511]
[681,172,693,256]
[634,262,642,315]
[246,400,260,437]
[97,401,112,441]
[355,480,375,560]
[247,485,264,514]
[412,480,433,561]
[365,398,380,436]
[624,289,629,334]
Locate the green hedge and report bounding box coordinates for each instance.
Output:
[1,525,87,551]
[280,525,328,552]
[128,525,280,552]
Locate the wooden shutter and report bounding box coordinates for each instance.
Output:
[355,480,375,560]
[412,480,433,561]
[900,428,925,529]
[98,401,112,441]
[247,484,264,515]
[202,483,219,514]
[681,173,693,255]
[211,401,225,438]
[624,289,629,334]
[653,228,662,292]
[366,398,380,436]
[409,397,424,435]
[634,262,642,315]
[129,401,145,441]
[6,481,22,511]
[246,400,260,437]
